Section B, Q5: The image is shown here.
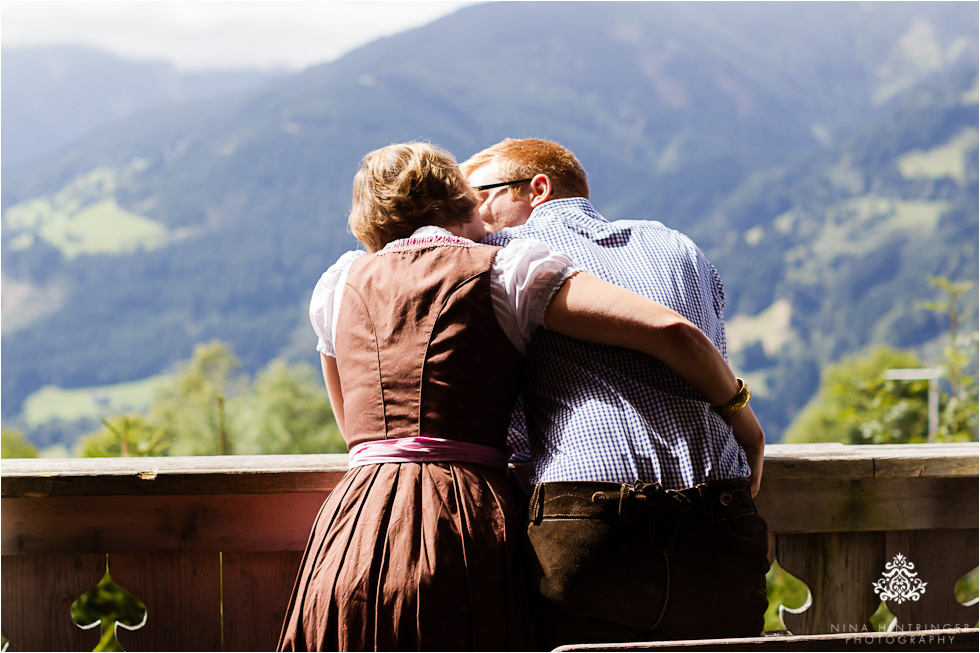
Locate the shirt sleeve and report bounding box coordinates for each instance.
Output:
[489,238,580,355]
[309,250,365,357]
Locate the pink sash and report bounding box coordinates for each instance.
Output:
[347,436,508,469]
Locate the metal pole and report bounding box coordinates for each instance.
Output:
[883,368,943,441]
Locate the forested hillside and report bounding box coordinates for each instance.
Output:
[698,66,979,431]
[2,1,977,447]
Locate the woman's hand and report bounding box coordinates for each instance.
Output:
[728,405,765,497]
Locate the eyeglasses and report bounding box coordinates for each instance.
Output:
[471,178,534,191]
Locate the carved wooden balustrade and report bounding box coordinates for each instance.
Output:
[2,442,977,651]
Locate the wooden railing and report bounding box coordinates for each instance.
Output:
[2,443,978,651]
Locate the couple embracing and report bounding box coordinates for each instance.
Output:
[278,138,769,652]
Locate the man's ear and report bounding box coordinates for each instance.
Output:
[529,174,552,208]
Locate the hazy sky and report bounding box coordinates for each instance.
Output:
[0,0,479,71]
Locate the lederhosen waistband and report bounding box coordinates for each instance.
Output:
[529,478,756,524]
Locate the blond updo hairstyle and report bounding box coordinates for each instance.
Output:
[349,142,478,252]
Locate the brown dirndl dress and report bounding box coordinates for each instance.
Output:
[278,237,535,651]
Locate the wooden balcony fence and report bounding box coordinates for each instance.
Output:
[2,442,978,651]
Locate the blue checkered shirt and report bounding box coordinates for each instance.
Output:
[483,198,750,487]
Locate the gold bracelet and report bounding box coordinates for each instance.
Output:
[712,378,751,421]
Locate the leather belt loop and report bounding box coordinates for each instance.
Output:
[698,484,712,521]
[530,483,544,524]
[618,483,631,521]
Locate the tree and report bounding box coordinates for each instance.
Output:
[918,276,979,442]
[785,275,979,445]
[77,415,168,458]
[148,341,246,456]
[1,427,39,458]
[75,342,345,457]
[234,359,346,454]
[784,348,930,444]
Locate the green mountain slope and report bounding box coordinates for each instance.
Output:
[2,1,977,444]
[698,67,979,432]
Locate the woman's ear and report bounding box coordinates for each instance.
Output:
[529,174,552,208]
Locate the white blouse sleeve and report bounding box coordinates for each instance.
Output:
[489,239,580,355]
[309,250,366,357]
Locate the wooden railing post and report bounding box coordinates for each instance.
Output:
[110,552,221,651]
[1,454,346,652]
[775,531,885,634]
[222,551,305,651]
[756,443,979,635]
[0,553,105,652]
[885,529,980,629]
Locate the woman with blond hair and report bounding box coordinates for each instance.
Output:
[278,142,760,651]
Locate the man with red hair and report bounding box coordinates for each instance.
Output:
[462,138,769,648]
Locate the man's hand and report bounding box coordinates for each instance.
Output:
[729,405,764,497]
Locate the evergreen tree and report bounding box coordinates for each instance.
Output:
[784,348,930,445]
[148,341,245,456]
[75,341,344,456]
[234,358,345,454]
[1,427,39,458]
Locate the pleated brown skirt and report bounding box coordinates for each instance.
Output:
[277,461,535,652]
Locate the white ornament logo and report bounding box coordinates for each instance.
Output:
[873,553,927,604]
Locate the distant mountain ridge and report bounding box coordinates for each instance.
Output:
[2,1,977,445]
[1,45,284,170]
